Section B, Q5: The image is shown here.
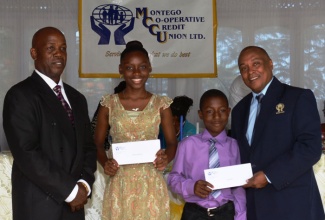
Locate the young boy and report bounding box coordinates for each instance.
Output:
[168,89,246,220]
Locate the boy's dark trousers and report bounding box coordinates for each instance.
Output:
[181,201,235,220]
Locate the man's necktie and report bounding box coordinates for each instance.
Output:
[209,138,221,198]
[252,94,264,141]
[53,85,74,125]
[255,94,264,120]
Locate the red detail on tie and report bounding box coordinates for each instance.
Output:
[53,85,74,125]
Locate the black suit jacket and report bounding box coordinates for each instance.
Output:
[3,72,97,220]
[231,77,324,220]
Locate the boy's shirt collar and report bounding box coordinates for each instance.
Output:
[201,129,228,144]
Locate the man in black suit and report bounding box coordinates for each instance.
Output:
[231,46,324,220]
[3,27,97,220]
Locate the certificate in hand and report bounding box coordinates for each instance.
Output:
[204,163,253,190]
[112,139,160,165]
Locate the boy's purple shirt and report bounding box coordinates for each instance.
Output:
[167,129,247,220]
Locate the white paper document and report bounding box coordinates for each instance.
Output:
[204,163,253,190]
[112,139,160,165]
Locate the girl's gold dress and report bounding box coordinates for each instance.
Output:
[100,94,172,220]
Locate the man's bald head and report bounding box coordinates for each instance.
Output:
[32,27,64,48]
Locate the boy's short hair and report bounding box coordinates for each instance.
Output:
[199,89,229,110]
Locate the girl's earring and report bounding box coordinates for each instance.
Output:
[120,74,124,79]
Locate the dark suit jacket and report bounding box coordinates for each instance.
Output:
[231,77,324,220]
[3,72,97,220]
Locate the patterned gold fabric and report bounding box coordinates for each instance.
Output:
[100,94,172,220]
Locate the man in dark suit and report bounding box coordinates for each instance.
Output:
[231,46,324,220]
[3,27,97,220]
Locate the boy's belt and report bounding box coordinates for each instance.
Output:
[185,201,234,216]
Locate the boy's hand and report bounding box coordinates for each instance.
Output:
[194,180,214,198]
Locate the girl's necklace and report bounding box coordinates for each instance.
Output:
[123,90,148,111]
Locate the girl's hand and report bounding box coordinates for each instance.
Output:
[104,158,119,176]
[153,149,168,171]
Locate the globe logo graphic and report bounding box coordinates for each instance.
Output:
[92,4,133,26]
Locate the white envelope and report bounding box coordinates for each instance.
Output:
[204,163,253,190]
[112,139,160,165]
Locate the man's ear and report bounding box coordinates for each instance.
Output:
[30,48,37,60]
[269,59,273,70]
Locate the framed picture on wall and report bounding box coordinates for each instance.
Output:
[78,0,217,78]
